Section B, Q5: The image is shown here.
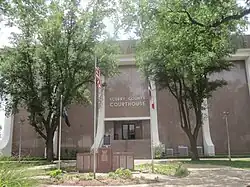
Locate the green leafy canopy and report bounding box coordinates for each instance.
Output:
[0,0,119,160]
[117,0,249,160]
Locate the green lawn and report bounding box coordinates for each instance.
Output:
[181,159,250,169]
[0,161,48,187]
[0,160,50,169]
[135,163,189,177]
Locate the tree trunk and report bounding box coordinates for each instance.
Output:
[189,135,199,161]
[46,133,54,162]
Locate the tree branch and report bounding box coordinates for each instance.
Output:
[179,10,205,27]
[165,8,250,28]
[30,121,47,140]
[211,8,250,27]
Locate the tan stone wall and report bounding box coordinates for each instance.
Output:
[12,109,45,157]
[11,59,250,158]
[208,61,250,155]
[61,103,94,158]
[157,90,203,155]
[105,65,150,118]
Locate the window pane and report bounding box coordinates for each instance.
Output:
[129,124,135,139]
[122,125,128,140]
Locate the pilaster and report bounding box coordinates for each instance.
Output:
[149,80,160,146]
[245,57,250,96]
[202,98,215,156]
[0,114,14,156]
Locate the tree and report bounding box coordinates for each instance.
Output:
[0,0,9,28]
[0,125,2,139]
[117,0,249,160]
[0,0,119,161]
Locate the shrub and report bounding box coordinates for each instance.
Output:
[154,143,165,159]
[48,169,63,179]
[108,168,132,179]
[78,173,94,181]
[0,163,37,187]
[135,163,187,176]
[174,164,189,177]
[108,172,117,179]
[86,172,94,180]
[115,168,132,179]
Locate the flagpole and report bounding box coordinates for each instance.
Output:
[93,55,97,179]
[58,94,63,170]
[148,80,154,173]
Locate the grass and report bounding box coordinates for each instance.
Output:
[0,161,50,169]
[0,156,47,161]
[0,162,43,187]
[157,154,250,159]
[135,163,189,177]
[0,156,50,169]
[182,159,250,169]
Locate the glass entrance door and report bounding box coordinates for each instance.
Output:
[122,123,135,140]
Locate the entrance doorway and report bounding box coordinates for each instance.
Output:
[113,121,144,141]
[105,120,151,158]
[122,123,135,140]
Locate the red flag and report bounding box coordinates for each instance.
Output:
[95,67,101,88]
[148,82,155,109]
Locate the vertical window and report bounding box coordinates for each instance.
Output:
[122,123,135,140]
[128,124,135,139]
[122,124,128,140]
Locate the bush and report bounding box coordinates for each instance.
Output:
[108,168,132,179]
[108,172,117,179]
[153,164,177,175]
[174,164,189,177]
[0,163,37,187]
[62,148,77,159]
[48,169,63,179]
[154,143,165,159]
[135,163,187,176]
[78,173,94,181]
[115,168,132,179]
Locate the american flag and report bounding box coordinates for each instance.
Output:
[62,107,71,127]
[95,67,101,88]
[148,82,155,109]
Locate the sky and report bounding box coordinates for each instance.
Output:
[0,0,249,48]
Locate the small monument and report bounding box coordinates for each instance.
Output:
[76,146,134,173]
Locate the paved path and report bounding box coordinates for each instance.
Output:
[158,167,250,187]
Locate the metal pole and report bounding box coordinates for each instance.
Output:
[58,94,63,169]
[149,80,154,173]
[150,121,154,173]
[93,55,97,179]
[223,111,231,161]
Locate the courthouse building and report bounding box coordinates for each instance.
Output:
[2,38,250,159]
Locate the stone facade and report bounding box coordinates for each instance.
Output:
[7,40,250,159]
